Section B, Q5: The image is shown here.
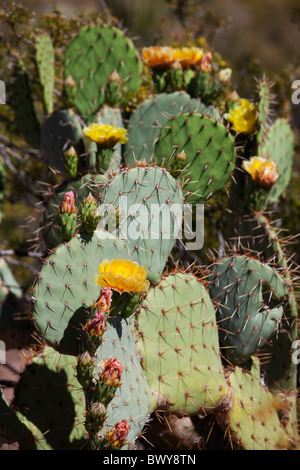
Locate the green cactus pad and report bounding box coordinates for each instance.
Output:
[13,346,87,450]
[256,76,274,150]
[99,166,184,283]
[154,112,236,204]
[124,92,220,165]
[35,33,55,115]
[32,230,135,355]
[260,118,294,203]
[135,273,229,415]
[93,316,155,449]
[225,357,290,450]
[64,25,143,120]
[41,108,85,177]
[209,255,289,364]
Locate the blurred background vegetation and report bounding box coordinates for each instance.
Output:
[0,0,299,288]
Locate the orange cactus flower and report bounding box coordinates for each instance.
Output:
[242,156,279,189]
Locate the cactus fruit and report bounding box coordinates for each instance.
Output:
[209,255,289,365]
[64,25,143,120]
[154,112,236,204]
[135,272,229,415]
[98,166,184,283]
[35,33,55,115]
[124,92,220,165]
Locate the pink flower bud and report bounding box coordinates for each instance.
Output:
[106,419,130,448]
[100,357,123,387]
[85,308,106,337]
[95,287,113,312]
[199,52,212,72]
[60,191,76,214]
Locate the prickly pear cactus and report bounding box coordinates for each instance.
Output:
[0,6,299,451]
[98,166,184,283]
[35,33,55,115]
[31,230,134,355]
[224,358,292,450]
[64,25,143,120]
[260,118,294,203]
[154,112,236,203]
[135,272,229,415]
[209,255,289,365]
[124,92,220,165]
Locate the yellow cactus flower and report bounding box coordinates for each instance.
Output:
[141,46,174,69]
[83,123,128,148]
[172,46,204,69]
[242,156,279,189]
[225,98,257,134]
[95,259,150,294]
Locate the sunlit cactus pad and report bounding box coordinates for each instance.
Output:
[135,272,229,415]
[124,92,219,165]
[99,166,184,283]
[225,358,291,450]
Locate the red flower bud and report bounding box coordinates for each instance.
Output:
[85,308,106,337]
[106,419,130,448]
[95,287,113,312]
[60,191,76,214]
[199,52,212,72]
[100,357,123,387]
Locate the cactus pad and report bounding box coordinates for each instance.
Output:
[154,112,236,203]
[260,118,294,203]
[99,166,184,283]
[209,255,289,364]
[93,316,155,448]
[225,358,290,450]
[135,273,229,415]
[32,230,134,355]
[35,33,55,115]
[64,25,143,120]
[124,92,219,165]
